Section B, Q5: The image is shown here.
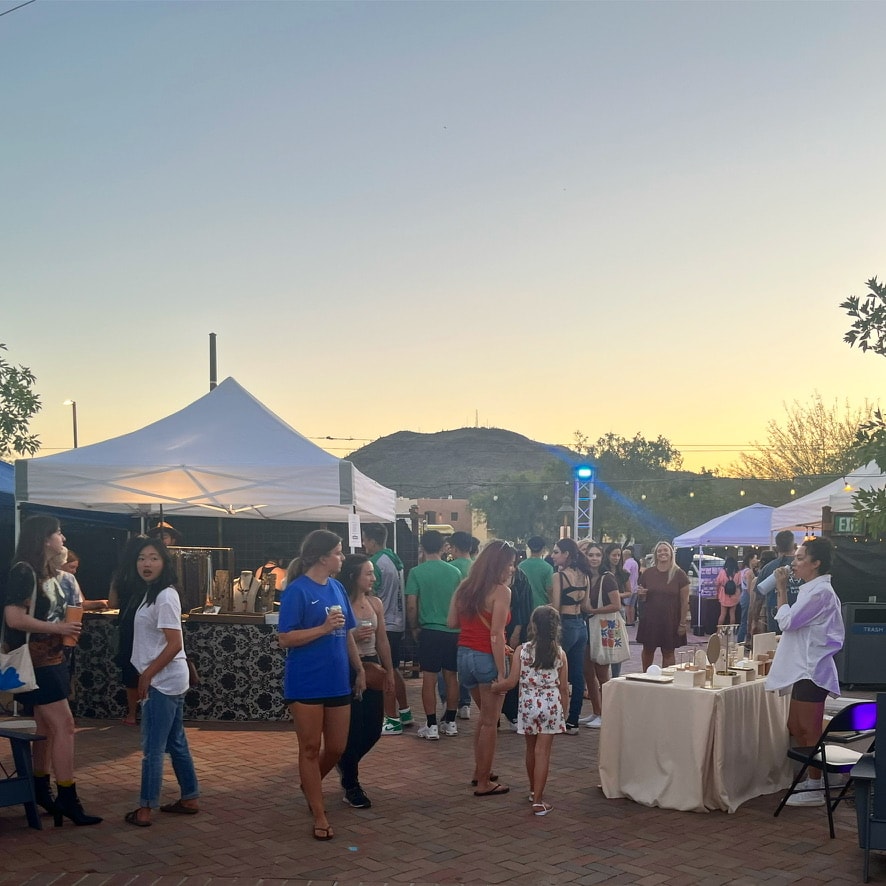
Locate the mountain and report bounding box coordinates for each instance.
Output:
[347,428,571,499]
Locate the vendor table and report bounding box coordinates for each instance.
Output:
[72,614,288,721]
[599,676,791,813]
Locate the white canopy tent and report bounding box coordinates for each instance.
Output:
[673,502,775,548]
[14,377,396,523]
[770,462,886,531]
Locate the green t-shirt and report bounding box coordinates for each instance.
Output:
[405,559,462,632]
[449,557,472,579]
[519,557,554,610]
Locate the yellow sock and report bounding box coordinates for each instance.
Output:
[56,780,74,788]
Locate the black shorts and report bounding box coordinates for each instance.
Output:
[418,628,458,674]
[285,693,352,707]
[121,662,140,690]
[16,662,70,713]
[386,630,404,667]
[791,679,829,703]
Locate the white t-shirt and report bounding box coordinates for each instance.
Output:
[131,586,189,696]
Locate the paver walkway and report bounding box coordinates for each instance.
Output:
[0,628,878,886]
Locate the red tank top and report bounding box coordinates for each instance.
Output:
[457,610,511,653]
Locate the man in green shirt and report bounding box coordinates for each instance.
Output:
[441,531,472,718]
[519,535,554,610]
[405,530,462,740]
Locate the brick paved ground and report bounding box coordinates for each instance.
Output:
[0,630,879,886]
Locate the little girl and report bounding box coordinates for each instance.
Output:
[492,605,568,816]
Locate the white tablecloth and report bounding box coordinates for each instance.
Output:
[599,676,792,813]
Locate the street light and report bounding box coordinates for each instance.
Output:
[63,399,78,448]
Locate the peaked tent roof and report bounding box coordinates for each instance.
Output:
[15,377,396,523]
[673,502,775,547]
[770,462,886,531]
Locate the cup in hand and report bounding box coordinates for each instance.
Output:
[63,605,83,647]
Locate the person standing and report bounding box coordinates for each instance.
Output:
[443,531,474,719]
[278,530,365,841]
[757,530,802,633]
[448,540,514,797]
[636,541,690,670]
[519,536,554,610]
[549,538,593,733]
[125,538,200,827]
[337,554,395,809]
[766,537,844,806]
[492,605,568,815]
[2,515,101,826]
[622,546,640,626]
[736,550,759,645]
[715,557,741,627]
[404,530,462,740]
[361,524,413,735]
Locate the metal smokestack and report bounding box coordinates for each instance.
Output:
[209,333,218,391]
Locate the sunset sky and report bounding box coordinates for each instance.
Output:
[4,1,885,477]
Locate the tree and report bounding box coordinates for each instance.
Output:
[0,343,41,459]
[730,394,871,491]
[842,278,886,534]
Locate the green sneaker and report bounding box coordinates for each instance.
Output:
[399,708,414,728]
[381,716,403,736]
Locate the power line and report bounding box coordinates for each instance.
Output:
[0,0,37,18]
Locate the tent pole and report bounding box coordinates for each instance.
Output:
[697,544,703,633]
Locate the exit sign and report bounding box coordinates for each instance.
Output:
[834,514,861,534]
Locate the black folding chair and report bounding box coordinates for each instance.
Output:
[774,700,877,838]
[850,693,886,882]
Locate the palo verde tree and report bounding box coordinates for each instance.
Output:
[0,343,41,459]
[729,393,872,493]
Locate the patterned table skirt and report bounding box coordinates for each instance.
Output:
[71,615,289,721]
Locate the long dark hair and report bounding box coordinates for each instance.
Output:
[603,543,628,589]
[291,530,341,579]
[556,538,592,577]
[527,604,561,671]
[340,553,370,602]
[724,556,738,579]
[454,540,514,620]
[14,514,61,579]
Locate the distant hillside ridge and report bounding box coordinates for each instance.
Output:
[348,428,572,499]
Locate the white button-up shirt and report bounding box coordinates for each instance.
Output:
[765,573,844,698]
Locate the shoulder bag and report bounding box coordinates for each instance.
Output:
[587,574,631,666]
[0,564,40,693]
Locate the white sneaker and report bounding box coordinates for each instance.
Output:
[785,789,825,806]
[584,716,602,729]
[578,713,598,725]
[416,724,439,741]
[458,705,471,720]
[439,721,458,736]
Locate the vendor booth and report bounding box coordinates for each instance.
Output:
[13,377,397,720]
[674,503,775,635]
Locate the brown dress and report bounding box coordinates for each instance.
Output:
[636,566,690,651]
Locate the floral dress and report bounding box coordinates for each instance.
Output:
[516,643,566,735]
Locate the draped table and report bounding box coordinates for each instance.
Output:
[599,676,792,813]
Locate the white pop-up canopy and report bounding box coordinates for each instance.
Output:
[15,377,396,523]
[673,502,775,547]
[770,462,886,531]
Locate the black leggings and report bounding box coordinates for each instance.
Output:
[338,687,384,790]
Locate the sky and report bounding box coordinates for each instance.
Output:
[3,0,886,476]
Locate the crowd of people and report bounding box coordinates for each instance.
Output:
[1,517,846,836]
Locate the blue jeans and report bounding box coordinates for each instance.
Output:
[561,615,587,726]
[437,670,471,708]
[139,685,199,809]
[737,589,750,643]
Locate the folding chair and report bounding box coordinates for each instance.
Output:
[851,693,886,882]
[774,700,877,838]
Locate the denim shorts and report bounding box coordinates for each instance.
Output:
[457,646,499,689]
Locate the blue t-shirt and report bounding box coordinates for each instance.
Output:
[279,575,356,700]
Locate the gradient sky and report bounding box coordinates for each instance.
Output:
[3,0,885,475]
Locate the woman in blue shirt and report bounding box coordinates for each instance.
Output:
[278,530,365,841]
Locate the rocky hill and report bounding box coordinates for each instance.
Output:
[348,428,571,499]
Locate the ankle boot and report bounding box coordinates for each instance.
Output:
[53,783,103,827]
[33,774,56,814]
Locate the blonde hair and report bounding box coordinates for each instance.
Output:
[654,540,678,583]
